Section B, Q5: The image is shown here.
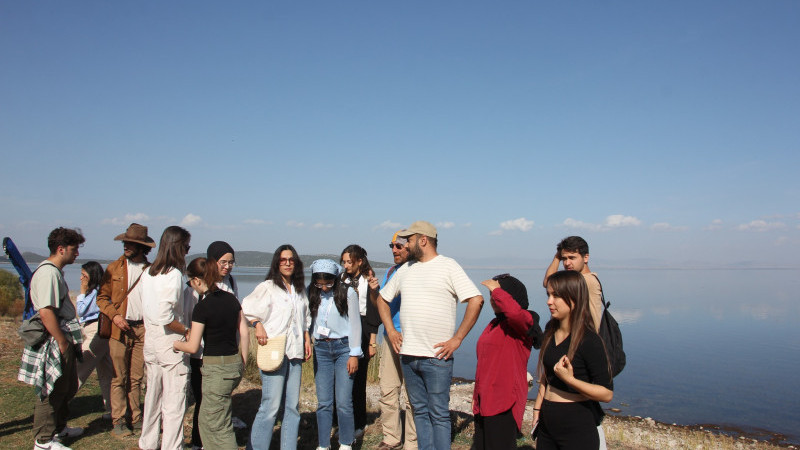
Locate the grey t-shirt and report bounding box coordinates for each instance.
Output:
[30,261,76,321]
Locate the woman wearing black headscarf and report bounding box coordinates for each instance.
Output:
[472,274,542,450]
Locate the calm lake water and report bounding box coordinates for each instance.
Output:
[6,263,799,444]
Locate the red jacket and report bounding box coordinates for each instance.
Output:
[472,287,534,430]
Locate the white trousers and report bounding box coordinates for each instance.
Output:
[76,321,113,412]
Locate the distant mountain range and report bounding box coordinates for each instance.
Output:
[0,251,392,269]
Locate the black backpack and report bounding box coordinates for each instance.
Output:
[593,275,626,377]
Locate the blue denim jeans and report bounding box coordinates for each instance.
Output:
[247,357,303,450]
[314,338,355,448]
[401,355,453,450]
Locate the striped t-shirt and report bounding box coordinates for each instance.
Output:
[380,255,480,358]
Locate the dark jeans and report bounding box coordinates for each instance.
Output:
[190,357,203,447]
[352,320,371,431]
[34,342,78,443]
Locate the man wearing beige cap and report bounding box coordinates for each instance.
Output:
[96,223,154,437]
[370,221,484,450]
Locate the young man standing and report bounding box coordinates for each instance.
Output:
[543,235,603,331]
[18,227,85,450]
[371,221,483,450]
[372,231,417,450]
[95,223,154,437]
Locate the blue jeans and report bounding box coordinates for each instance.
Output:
[314,338,355,448]
[247,357,303,450]
[401,355,453,450]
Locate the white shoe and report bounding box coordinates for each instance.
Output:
[34,439,72,450]
[231,416,247,429]
[340,445,353,450]
[315,447,330,450]
[56,426,84,439]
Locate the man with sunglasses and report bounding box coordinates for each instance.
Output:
[370,221,483,450]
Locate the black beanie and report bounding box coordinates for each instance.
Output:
[498,275,529,310]
[207,241,235,261]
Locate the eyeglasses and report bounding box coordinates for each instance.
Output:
[218,260,235,268]
[389,243,404,250]
[314,282,334,289]
[492,273,511,281]
[280,258,295,266]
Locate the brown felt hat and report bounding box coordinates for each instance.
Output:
[114,223,156,248]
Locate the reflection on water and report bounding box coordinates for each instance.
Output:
[3,264,799,443]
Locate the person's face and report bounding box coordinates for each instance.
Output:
[279,250,295,279]
[561,250,588,272]
[406,234,423,261]
[390,241,409,265]
[61,245,79,265]
[80,269,89,284]
[123,241,143,259]
[546,285,572,322]
[314,276,335,293]
[216,252,235,277]
[341,253,361,277]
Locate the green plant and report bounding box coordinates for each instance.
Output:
[0,269,24,317]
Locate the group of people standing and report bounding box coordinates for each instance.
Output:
[19,220,615,450]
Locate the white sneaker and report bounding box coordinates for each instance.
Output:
[56,426,83,439]
[315,447,330,450]
[34,439,72,450]
[340,445,353,450]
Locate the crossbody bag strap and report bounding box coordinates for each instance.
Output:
[591,273,608,309]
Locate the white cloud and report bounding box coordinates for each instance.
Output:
[437,221,456,229]
[180,213,202,227]
[102,212,151,226]
[375,220,402,230]
[488,229,503,236]
[735,220,786,232]
[604,215,642,228]
[311,222,335,229]
[650,222,688,232]
[703,219,723,231]
[563,218,603,231]
[243,219,271,225]
[499,217,534,232]
[286,220,305,228]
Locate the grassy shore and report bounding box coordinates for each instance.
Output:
[0,317,794,449]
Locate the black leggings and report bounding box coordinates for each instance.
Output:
[472,409,518,450]
[536,400,599,450]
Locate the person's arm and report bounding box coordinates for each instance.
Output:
[173,321,204,354]
[39,306,69,354]
[303,331,312,361]
[76,289,99,320]
[347,288,363,374]
[553,355,613,402]
[237,311,250,365]
[543,250,562,288]
[433,294,484,360]
[376,294,402,353]
[483,283,534,337]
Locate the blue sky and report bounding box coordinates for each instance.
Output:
[2,1,798,267]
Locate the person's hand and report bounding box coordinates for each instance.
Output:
[184,327,191,341]
[433,336,463,360]
[112,314,130,332]
[304,338,313,361]
[480,279,500,292]
[347,356,359,375]
[368,343,377,358]
[387,329,403,353]
[57,339,69,355]
[554,249,562,261]
[255,322,268,345]
[553,355,574,382]
[79,275,89,294]
[367,273,380,291]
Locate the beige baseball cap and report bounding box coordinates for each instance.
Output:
[397,221,437,239]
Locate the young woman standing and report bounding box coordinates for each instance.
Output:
[139,226,192,450]
[309,259,362,450]
[174,257,249,450]
[532,270,613,450]
[242,245,311,450]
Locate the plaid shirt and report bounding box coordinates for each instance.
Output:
[17,318,83,399]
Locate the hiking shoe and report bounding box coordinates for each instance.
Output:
[111,422,133,437]
[131,421,143,433]
[34,439,72,450]
[55,426,83,439]
[377,442,403,450]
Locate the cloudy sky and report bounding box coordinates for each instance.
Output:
[2,1,798,267]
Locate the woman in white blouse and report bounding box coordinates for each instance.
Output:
[138,226,192,450]
[242,244,311,450]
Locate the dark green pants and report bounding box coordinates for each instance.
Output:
[199,357,243,450]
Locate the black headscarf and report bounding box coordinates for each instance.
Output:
[493,274,543,349]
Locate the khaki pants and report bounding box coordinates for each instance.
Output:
[33,342,78,443]
[77,321,113,412]
[379,339,417,449]
[198,357,243,450]
[108,323,145,426]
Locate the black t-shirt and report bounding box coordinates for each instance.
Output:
[191,289,241,357]
[543,331,613,393]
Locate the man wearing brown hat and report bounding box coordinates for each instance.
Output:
[370,220,484,450]
[96,223,154,437]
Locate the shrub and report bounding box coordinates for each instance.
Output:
[0,269,24,317]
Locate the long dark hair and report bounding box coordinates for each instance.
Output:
[149,226,191,276]
[308,272,349,318]
[265,244,305,293]
[537,271,603,382]
[186,257,221,293]
[340,244,372,294]
[81,261,104,294]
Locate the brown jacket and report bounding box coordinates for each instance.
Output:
[96,255,149,341]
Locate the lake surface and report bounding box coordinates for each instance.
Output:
[5,263,799,444]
